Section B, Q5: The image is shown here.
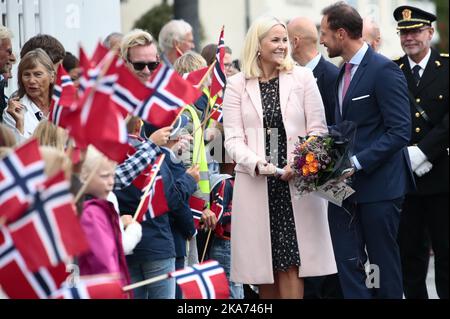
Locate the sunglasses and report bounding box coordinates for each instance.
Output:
[129,60,160,71]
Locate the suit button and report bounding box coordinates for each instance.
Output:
[416,98,421,103]
[415,127,421,133]
[415,112,421,118]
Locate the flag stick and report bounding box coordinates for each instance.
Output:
[132,153,166,222]
[200,228,213,263]
[196,61,216,89]
[169,106,186,128]
[123,273,170,292]
[74,159,102,203]
[190,105,222,139]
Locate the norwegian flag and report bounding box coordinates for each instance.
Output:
[170,260,229,299]
[210,181,225,222]
[76,57,130,163]
[49,65,77,128]
[182,66,210,87]
[134,155,169,223]
[0,139,46,224]
[210,27,226,98]
[51,64,77,108]
[8,172,89,272]
[112,60,152,118]
[78,43,111,94]
[0,227,68,299]
[135,63,202,128]
[189,196,205,229]
[51,275,125,299]
[209,107,223,123]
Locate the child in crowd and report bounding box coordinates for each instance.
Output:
[77,146,131,289]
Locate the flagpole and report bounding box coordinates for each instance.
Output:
[132,153,166,222]
[170,106,186,128]
[196,61,216,89]
[123,273,170,292]
[200,229,213,263]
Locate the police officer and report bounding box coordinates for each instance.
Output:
[393,5,448,299]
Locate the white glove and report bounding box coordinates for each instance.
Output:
[414,160,433,177]
[407,146,427,171]
[256,161,277,176]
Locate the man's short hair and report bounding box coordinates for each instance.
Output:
[20,34,66,65]
[322,1,363,40]
[120,29,155,62]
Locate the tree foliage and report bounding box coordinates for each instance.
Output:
[133,3,173,42]
[434,0,449,52]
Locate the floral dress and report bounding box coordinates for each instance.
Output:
[259,77,301,272]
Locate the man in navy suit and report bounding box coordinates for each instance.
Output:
[288,17,342,299]
[320,2,415,299]
[288,17,339,125]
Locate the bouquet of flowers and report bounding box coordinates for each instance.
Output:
[291,121,357,206]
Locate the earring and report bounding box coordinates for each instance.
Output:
[257,51,261,57]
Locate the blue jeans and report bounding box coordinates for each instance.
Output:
[127,258,176,299]
[210,237,244,299]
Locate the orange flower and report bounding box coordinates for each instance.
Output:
[309,165,319,174]
[302,166,310,176]
[306,153,315,163]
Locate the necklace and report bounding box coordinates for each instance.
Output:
[261,77,279,136]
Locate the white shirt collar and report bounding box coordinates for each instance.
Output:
[348,42,369,67]
[408,48,432,71]
[305,53,322,71]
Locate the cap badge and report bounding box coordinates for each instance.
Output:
[402,9,412,20]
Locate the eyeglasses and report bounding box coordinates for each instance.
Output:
[129,60,160,71]
[397,27,430,37]
[224,63,234,70]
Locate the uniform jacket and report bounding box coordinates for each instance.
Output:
[394,49,449,194]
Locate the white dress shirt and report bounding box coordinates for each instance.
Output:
[408,48,431,78]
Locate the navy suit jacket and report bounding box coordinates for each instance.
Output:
[334,47,415,203]
[313,56,339,125]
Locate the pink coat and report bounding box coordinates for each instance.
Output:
[223,66,337,284]
[78,198,131,288]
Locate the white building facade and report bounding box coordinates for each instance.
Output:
[1,0,121,93]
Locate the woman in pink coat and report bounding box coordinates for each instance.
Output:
[223,16,337,299]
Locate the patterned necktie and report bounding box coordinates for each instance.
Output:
[412,65,421,86]
[342,63,354,101]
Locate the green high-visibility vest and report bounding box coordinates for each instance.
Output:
[184,104,210,202]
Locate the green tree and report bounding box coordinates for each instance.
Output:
[434,0,449,52]
[133,2,173,42]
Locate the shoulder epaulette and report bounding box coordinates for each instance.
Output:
[393,56,402,62]
[440,53,449,58]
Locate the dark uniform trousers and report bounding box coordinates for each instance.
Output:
[394,49,449,299]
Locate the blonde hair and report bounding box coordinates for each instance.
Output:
[80,146,116,183]
[173,50,207,74]
[32,120,68,151]
[242,16,295,79]
[0,147,12,159]
[40,146,72,180]
[0,124,16,147]
[120,29,155,62]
